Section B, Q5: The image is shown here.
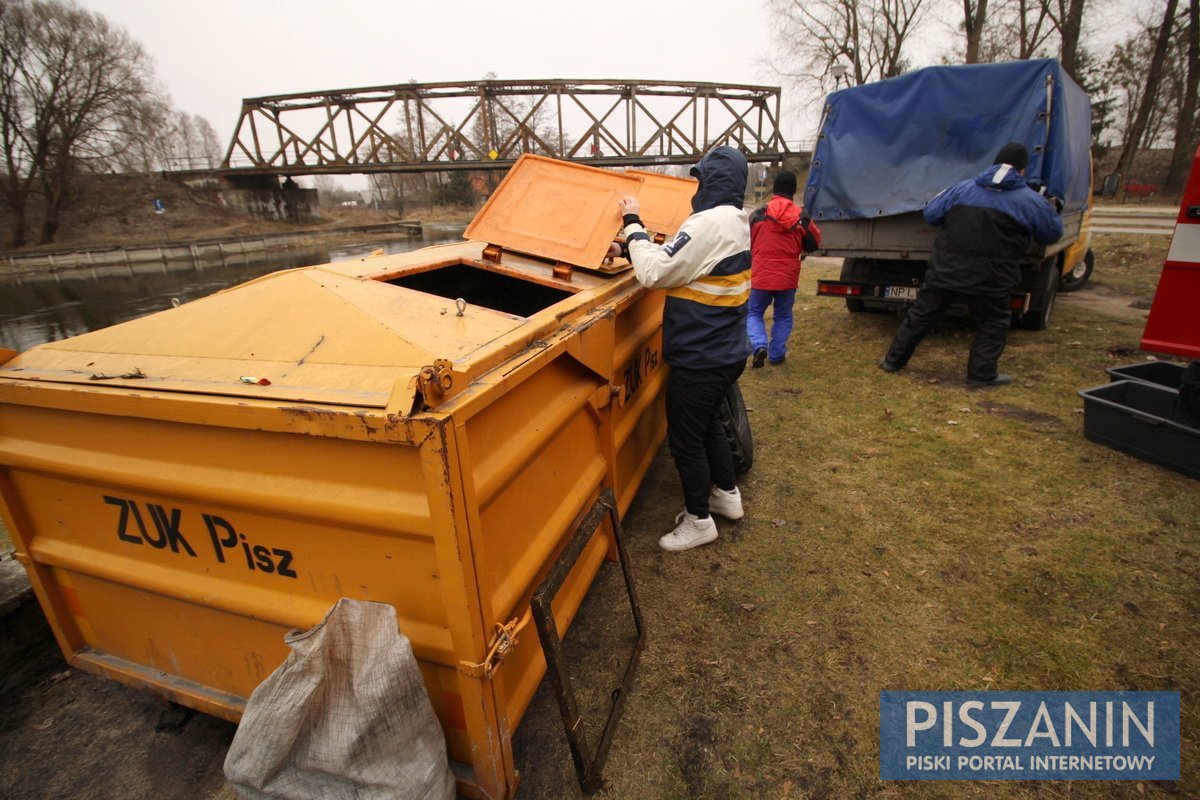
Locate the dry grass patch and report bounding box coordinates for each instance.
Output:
[1090,233,1171,297]
[514,252,1198,799]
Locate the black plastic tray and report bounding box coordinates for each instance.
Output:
[1078,380,1200,479]
[1105,360,1185,391]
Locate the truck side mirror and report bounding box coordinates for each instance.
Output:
[1099,173,1121,198]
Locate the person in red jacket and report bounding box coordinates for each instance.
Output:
[747,171,821,367]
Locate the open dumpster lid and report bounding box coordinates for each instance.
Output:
[626,170,697,236]
[0,156,701,412]
[0,263,528,410]
[464,155,645,272]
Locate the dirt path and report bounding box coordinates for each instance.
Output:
[1056,283,1153,323]
[0,601,237,800]
[804,254,1156,324]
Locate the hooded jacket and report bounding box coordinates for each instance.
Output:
[749,194,821,290]
[623,146,751,369]
[923,163,1064,295]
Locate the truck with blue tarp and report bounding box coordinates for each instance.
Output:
[806,58,1095,330]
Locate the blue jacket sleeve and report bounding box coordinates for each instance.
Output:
[1024,195,1065,245]
[923,185,958,226]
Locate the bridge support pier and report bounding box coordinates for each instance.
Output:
[220,174,320,224]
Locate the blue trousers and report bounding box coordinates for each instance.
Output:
[747,288,796,363]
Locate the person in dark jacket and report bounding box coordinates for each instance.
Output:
[617,145,751,551]
[880,143,1063,385]
[747,171,821,367]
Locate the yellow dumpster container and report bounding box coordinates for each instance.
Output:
[0,155,696,799]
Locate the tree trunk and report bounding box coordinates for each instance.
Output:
[963,0,989,63]
[1164,0,1199,197]
[38,178,65,245]
[38,213,60,246]
[7,204,28,249]
[1,171,34,248]
[1114,0,1180,196]
[38,157,69,246]
[1057,0,1087,79]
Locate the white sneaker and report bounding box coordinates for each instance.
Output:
[708,486,743,520]
[659,511,718,552]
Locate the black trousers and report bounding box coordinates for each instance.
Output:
[665,360,745,517]
[885,286,1011,381]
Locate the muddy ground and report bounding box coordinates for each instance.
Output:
[0,462,678,799]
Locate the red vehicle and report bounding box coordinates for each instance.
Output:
[1124,179,1158,200]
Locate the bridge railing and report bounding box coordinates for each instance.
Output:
[219,79,795,176]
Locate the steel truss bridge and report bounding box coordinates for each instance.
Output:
[198,79,792,179]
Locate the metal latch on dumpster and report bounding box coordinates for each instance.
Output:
[458,611,534,679]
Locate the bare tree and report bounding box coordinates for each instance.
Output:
[166,112,223,169]
[471,73,560,160]
[969,0,1057,61]
[1143,37,1187,149]
[192,116,223,169]
[1114,0,1180,188]
[356,119,430,214]
[110,96,173,173]
[1164,0,1199,195]
[367,167,427,214]
[0,0,163,245]
[32,1,159,243]
[1105,35,1156,146]
[1044,0,1088,77]
[312,174,361,208]
[766,0,930,96]
[0,1,38,247]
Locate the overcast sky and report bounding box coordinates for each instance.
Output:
[75,1,1145,148]
[78,0,793,146]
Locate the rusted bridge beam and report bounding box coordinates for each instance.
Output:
[196,79,792,179]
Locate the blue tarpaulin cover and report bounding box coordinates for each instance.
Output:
[803,59,1092,222]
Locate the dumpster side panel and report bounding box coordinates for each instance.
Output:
[0,401,452,708]
[417,420,515,800]
[447,288,668,775]
[465,357,608,616]
[454,350,612,748]
[611,290,668,517]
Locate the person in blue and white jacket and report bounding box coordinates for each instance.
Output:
[617,145,752,552]
[880,142,1064,386]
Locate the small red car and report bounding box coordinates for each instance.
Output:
[1124,180,1158,199]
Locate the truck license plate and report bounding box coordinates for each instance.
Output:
[884,286,918,300]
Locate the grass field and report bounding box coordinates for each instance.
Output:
[514,232,1197,799]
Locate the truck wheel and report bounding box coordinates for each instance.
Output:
[1058,249,1094,293]
[718,381,754,474]
[1013,257,1059,331]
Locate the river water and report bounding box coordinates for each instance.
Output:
[0,224,467,353]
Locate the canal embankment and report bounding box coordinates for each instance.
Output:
[0,220,423,277]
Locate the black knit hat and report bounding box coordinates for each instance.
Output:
[772,171,798,196]
[994,142,1029,170]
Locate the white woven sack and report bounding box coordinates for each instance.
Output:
[224,598,455,800]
